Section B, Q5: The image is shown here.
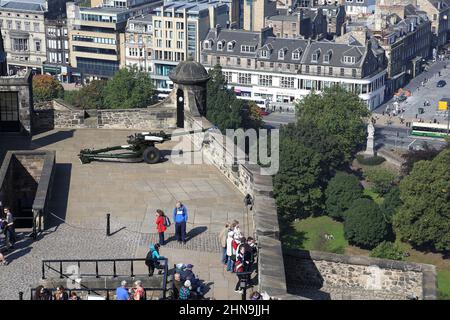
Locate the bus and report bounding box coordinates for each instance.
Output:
[411,122,450,138]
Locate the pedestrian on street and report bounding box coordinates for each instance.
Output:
[155,209,167,246]
[226,231,235,272]
[219,222,230,265]
[130,280,146,300]
[116,280,129,300]
[173,202,188,244]
[3,208,15,248]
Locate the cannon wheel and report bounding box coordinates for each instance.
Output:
[143,146,161,164]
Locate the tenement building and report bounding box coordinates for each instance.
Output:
[66,0,162,83]
[124,0,229,94]
[43,16,71,82]
[341,0,376,16]
[201,26,387,110]
[371,3,431,95]
[416,0,449,50]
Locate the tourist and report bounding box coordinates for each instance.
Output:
[155,209,167,246]
[234,246,247,294]
[179,280,191,300]
[173,273,183,299]
[70,292,81,300]
[173,201,188,244]
[3,208,16,248]
[145,243,165,276]
[218,222,230,265]
[226,231,235,272]
[54,286,69,300]
[0,252,6,266]
[180,264,203,296]
[232,220,241,238]
[131,280,145,300]
[116,280,129,300]
[34,286,51,300]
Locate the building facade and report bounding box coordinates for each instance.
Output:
[416,0,449,50]
[243,0,276,31]
[124,0,229,93]
[43,16,70,82]
[66,0,162,83]
[341,0,376,15]
[201,27,387,110]
[0,1,47,75]
[372,4,431,94]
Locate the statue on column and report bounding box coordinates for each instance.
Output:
[364,118,376,157]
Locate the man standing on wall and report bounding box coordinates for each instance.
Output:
[3,208,15,249]
[173,201,188,244]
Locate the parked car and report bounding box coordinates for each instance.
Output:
[259,108,270,116]
[397,94,407,102]
[437,80,446,88]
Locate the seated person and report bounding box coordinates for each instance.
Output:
[145,244,165,276]
[172,273,183,299]
[180,264,203,296]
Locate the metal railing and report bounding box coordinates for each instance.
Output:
[40,257,169,299]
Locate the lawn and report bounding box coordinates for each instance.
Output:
[363,188,384,205]
[284,216,348,254]
[437,270,450,300]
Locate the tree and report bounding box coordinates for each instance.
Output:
[325,172,364,220]
[401,142,447,176]
[394,148,450,252]
[370,241,405,260]
[33,74,64,102]
[380,186,402,223]
[296,86,370,163]
[274,125,326,220]
[102,67,155,109]
[344,198,389,248]
[363,168,396,196]
[206,64,262,131]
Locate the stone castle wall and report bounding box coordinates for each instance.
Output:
[97,108,176,129]
[284,249,437,300]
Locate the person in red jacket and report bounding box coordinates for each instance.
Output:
[155,209,167,245]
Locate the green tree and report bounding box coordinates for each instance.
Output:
[102,67,155,109]
[380,186,402,223]
[296,86,370,163]
[274,125,325,220]
[401,142,448,176]
[394,148,450,252]
[363,168,396,196]
[370,241,405,260]
[242,101,263,129]
[33,74,64,102]
[325,172,364,220]
[344,198,389,248]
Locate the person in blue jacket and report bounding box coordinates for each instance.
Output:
[173,201,188,244]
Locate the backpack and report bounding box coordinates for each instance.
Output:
[145,251,155,267]
[164,216,171,227]
[179,287,190,300]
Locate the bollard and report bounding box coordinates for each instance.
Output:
[106,213,111,237]
[19,291,24,300]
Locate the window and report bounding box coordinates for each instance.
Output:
[6,20,11,29]
[176,22,184,29]
[260,50,268,58]
[129,23,134,30]
[177,41,183,49]
[15,21,21,30]
[317,66,321,75]
[311,51,319,62]
[328,67,333,75]
[280,77,295,88]
[258,75,272,87]
[223,71,233,83]
[278,49,285,60]
[305,65,309,73]
[217,41,223,50]
[227,41,235,51]
[340,68,345,76]
[352,69,357,78]
[247,59,251,67]
[25,22,30,31]
[292,50,301,60]
[324,53,331,63]
[343,56,356,64]
[13,38,28,51]
[237,58,241,65]
[203,40,211,49]
[241,45,255,53]
[35,40,41,52]
[238,73,251,85]
[33,23,39,32]
[165,21,172,28]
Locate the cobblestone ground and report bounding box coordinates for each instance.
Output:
[0,220,140,300]
[138,232,221,253]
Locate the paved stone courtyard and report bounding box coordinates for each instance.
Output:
[0,129,254,300]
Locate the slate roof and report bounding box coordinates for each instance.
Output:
[0,1,45,12]
[203,28,377,69]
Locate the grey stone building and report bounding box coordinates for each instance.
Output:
[201,26,387,110]
[416,0,449,50]
[43,15,70,82]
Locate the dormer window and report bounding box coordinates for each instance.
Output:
[217,41,224,51]
[343,56,356,64]
[324,50,332,63]
[278,48,286,60]
[227,41,235,51]
[204,40,212,50]
[260,49,268,58]
[241,45,256,53]
[311,49,320,63]
[129,23,134,30]
[292,49,302,60]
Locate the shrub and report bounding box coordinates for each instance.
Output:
[33,74,64,102]
[325,172,364,220]
[356,154,386,166]
[363,168,396,196]
[344,198,389,248]
[380,186,402,223]
[370,241,405,260]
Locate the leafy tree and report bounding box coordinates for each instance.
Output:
[380,186,402,223]
[363,168,396,196]
[296,86,370,163]
[102,67,155,109]
[64,80,107,109]
[274,125,325,220]
[394,148,450,252]
[325,172,364,220]
[33,74,64,102]
[401,142,447,176]
[344,198,389,248]
[370,241,405,260]
[206,64,262,131]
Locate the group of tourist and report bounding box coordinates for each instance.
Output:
[0,207,16,266]
[219,220,258,295]
[172,263,204,300]
[34,285,81,300]
[115,280,148,300]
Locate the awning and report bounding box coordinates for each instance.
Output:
[43,65,61,73]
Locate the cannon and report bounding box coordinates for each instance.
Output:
[78,129,209,164]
